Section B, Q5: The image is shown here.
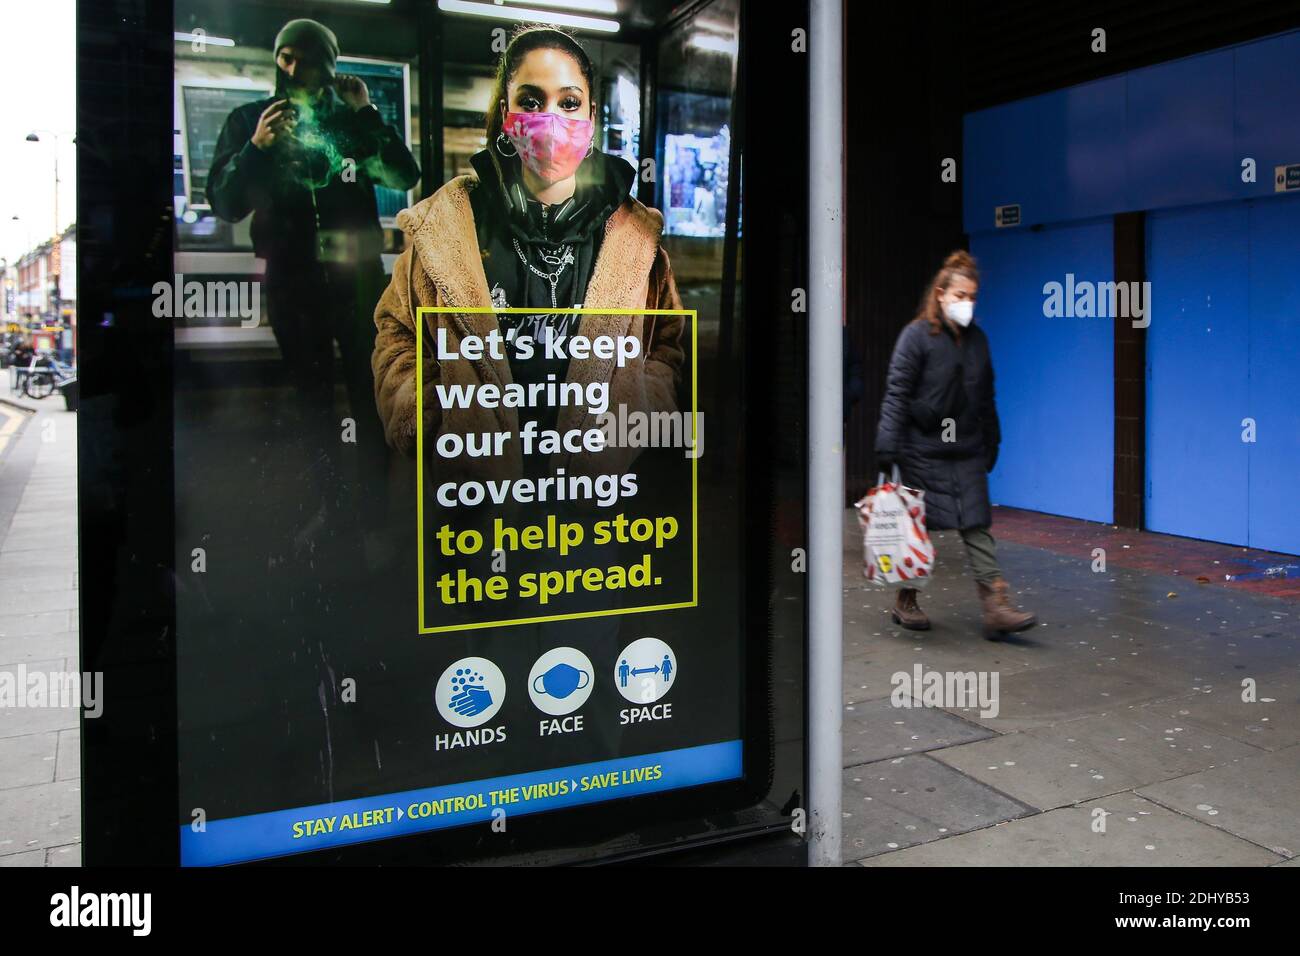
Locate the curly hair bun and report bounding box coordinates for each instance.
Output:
[943,250,978,273]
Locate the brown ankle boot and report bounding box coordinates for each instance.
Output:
[891,587,930,630]
[977,578,1036,639]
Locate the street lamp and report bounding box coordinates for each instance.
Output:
[25,131,72,329]
[24,133,60,244]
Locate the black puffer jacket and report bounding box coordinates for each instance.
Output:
[874,318,1001,530]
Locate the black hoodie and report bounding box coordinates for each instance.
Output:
[467,147,636,449]
[207,84,421,265]
[468,147,635,308]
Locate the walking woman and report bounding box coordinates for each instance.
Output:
[371,25,684,482]
[874,250,1036,639]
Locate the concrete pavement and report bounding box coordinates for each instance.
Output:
[843,504,1300,866]
[0,377,80,866]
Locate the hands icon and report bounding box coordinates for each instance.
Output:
[437,659,506,727]
[445,665,497,721]
[450,682,493,718]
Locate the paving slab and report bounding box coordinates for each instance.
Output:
[0,779,81,854]
[1019,568,1293,637]
[1234,611,1300,638]
[0,658,81,738]
[841,594,1150,693]
[0,590,78,616]
[950,656,1189,733]
[6,573,77,594]
[0,553,78,577]
[45,843,80,866]
[1107,595,1296,639]
[841,754,1033,863]
[1116,624,1300,685]
[842,633,1049,704]
[0,849,45,866]
[1137,744,1300,859]
[845,587,1215,689]
[8,517,78,537]
[0,529,78,552]
[860,793,1283,867]
[0,587,77,616]
[55,728,79,781]
[15,506,77,521]
[842,697,994,767]
[0,731,58,789]
[0,610,74,639]
[0,630,79,665]
[0,701,80,739]
[932,709,1263,811]
[1140,675,1300,752]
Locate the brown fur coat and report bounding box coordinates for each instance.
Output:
[371,175,685,482]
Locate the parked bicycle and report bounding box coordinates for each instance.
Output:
[18,353,75,400]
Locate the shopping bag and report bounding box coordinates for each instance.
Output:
[854,466,935,588]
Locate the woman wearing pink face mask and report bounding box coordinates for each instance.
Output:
[371,25,684,489]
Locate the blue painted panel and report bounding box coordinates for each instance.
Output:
[964,92,1067,232]
[1126,49,1236,211]
[1235,32,1300,201]
[964,31,1300,232]
[971,219,1114,523]
[1145,204,1251,546]
[1059,76,1129,222]
[964,77,1126,232]
[1246,194,1300,555]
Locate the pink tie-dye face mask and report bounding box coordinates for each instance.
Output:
[503,110,594,184]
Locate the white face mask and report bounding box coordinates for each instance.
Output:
[944,299,974,327]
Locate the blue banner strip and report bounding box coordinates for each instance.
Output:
[180,740,744,866]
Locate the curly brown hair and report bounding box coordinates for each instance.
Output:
[913,249,980,336]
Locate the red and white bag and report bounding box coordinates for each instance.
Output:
[854,467,935,588]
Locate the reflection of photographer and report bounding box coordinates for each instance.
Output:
[371,26,684,487]
[207,18,421,548]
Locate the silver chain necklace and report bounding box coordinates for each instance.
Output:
[513,237,575,308]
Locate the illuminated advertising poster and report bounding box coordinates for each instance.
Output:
[163,0,787,866]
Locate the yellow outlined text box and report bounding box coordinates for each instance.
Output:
[415,306,698,634]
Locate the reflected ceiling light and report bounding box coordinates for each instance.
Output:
[689,33,737,54]
[502,0,619,13]
[174,31,236,47]
[693,17,736,34]
[437,0,620,33]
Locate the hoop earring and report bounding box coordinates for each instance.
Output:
[495,131,517,157]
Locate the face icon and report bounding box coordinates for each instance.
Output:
[528,648,595,716]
